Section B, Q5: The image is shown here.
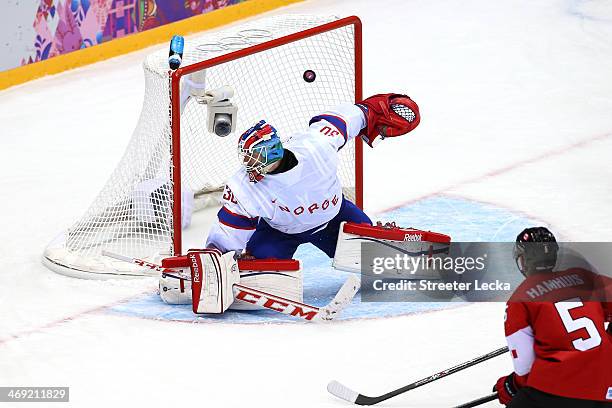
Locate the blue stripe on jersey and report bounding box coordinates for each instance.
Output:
[217,206,258,230]
[309,114,349,149]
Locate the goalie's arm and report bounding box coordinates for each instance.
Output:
[308,103,366,151]
[308,94,420,150]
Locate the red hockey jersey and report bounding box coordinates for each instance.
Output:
[504,268,612,401]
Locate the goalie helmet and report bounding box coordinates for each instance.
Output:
[238,120,284,183]
[513,227,559,276]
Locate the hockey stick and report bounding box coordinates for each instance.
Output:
[101,250,190,280]
[454,392,498,408]
[232,279,359,321]
[327,346,509,405]
[102,251,360,322]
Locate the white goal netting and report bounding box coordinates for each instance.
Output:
[43,15,361,278]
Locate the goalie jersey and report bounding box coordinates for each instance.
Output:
[206,104,366,253]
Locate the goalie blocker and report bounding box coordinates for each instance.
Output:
[159,250,303,313]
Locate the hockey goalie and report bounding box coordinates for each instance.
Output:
[159,93,444,318]
[207,93,419,258]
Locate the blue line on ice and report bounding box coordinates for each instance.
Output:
[108,196,540,324]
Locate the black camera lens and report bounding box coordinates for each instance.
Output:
[214,113,232,137]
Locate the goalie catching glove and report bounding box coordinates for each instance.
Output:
[357,93,420,147]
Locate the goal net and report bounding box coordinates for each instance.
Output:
[43,15,363,279]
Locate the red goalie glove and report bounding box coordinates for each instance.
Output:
[357,93,420,147]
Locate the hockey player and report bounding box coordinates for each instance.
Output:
[157,94,420,315]
[205,93,420,259]
[494,227,612,407]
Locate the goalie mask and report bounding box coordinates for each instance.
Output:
[513,227,559,277]
[238,120,284,183]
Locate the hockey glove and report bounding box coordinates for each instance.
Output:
[356,93,420,147]
[493,373,519,405]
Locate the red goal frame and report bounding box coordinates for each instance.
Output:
[169,16,363,255]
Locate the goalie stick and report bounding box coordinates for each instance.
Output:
[327,346,509,405]
[101,250,189,279]
[102,250,359,322]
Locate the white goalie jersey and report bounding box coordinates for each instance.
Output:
[206,103,366,253]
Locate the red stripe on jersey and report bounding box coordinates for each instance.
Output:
[511,349,518,359]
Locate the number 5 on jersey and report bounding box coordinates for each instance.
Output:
[554,298,602,351]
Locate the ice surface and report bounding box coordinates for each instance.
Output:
[1,0,612,407]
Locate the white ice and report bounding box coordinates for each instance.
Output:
[1,0,612,407]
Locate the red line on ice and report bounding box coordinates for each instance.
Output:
[376,132,612,215]
[0,289,155,347]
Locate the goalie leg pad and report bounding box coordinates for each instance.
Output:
[159,273,191,305]
[332,222,452,277]
[159,255,302,313]
[231,259,303,311]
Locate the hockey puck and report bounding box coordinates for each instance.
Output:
[303,70,316,83]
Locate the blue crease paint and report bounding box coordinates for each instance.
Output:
[108,196,541,324]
